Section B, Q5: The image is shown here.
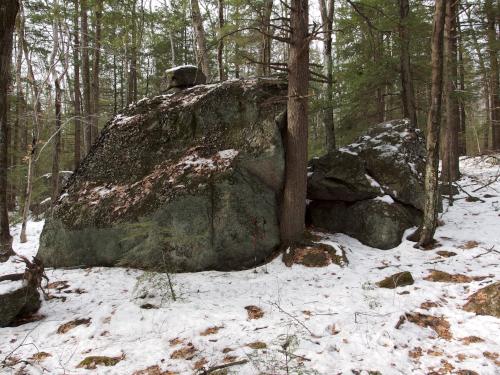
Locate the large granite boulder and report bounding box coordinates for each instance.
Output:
[38,78,287,272]
[0,280,41,327]
[308,119,425,249]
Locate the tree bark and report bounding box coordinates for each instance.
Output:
[485,0,500,150]
[81,0,92,154]
[457,14,466,155]
[91,0,102,142]
[217,0,224,81]
[190,0,209,78]
[319,0,335,151]
[13,10,24,213]
[418,0,446,248]
[280,0,310,243]
[258,0,273,76]
[73,0,82,168]
[51,78,62,203]
[441,0,460,182]
[127,0,138,105]
[0,0,19,261]
[399,0,417,128]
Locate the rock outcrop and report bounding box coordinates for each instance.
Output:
[38,78,287,272]
[307,120,425,249]
[0,279,41,327]
[163,65,207,92]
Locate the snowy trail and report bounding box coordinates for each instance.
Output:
[0,157,499,375]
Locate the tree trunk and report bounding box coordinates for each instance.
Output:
[13,10,24,213]
[280,0,310,244]
[190,0,209,78]
[51,78,62,203]
[217,0,224,81]
[0,0,19,261]
[91,0,102,143]
[441,0,460,182]
[485,0,500,150]
[73,0,82,168]
[457,15,466,155]
[319,0,335,151]
[399,0,417,128]
[81,0,92,154]
[418,0,446,248]
[258,0,273,76]
[127,0,138,105]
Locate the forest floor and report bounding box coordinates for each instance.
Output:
[0,156,499,375]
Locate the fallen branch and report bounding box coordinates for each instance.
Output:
[198,359,249,374]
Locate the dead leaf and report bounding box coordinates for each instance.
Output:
[459,336,484,345]
[194,358,208,370]
[245,305,264,320]
[483,351,500,366]
[405,313,452,340]
[170,343,196,360]
[459,241,479,249]
[77,354,124,369]
[223,355,237,363]
[409,347,422,359]
[132,365,177,375]
[247,341,267,349]
[420,301,440,310]
[47,280,70,290]
[436,251,457,258]
[57,318,91,334]
[29,352,52,362]
[424,270,486,283]
[169,337,183,347]
[200,326,222,336]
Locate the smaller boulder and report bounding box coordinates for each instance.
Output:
[309,198,421,249]
[377,271,414,289]
[0,280,41,327]
[163,65,206,92]
[463,282,500,318]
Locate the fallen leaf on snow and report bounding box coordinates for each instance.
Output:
[247,341,267,349]
[459,240,480,249]
[459,336,484,345]
[77,354,124,369]
[200,326,222,336]
[170,343,196,360]
[245,305,264,320]
[423,270,486,283]
[405,313,452,340]
[132,365,177,375]
[29,352,52,361]
[57,318,91,334]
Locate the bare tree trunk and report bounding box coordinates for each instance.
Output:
[0,0,19,260]
[81,0,92,154]
[457,15,466,155]
[258,0,273,76]
[486,0,500,150]
[441,0,460,182]
[51,78,62,203]
[319,0,335,151]
[465,7,491,151]
[127,0,138,105]
[399,0,417,127]
[217,0,225,81]
[280,0,310,243]
[13,11,24,212]
[91,0,102,142]
[73,0,82,168]
[190,0,209,78]
[417,0,446,248]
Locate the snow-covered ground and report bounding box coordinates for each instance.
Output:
[0,156,499,375]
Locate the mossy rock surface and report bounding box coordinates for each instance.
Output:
[38,78,287,272]
[376,271,414,289]
[0,283,41,327]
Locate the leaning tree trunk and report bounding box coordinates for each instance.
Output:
[280,0,310,243]
[399,0,417,128]
[418,0,446,248]
[190,0,210,78]
[319,0,335,151]
[0,0,19,261]
[441,0,460,182]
